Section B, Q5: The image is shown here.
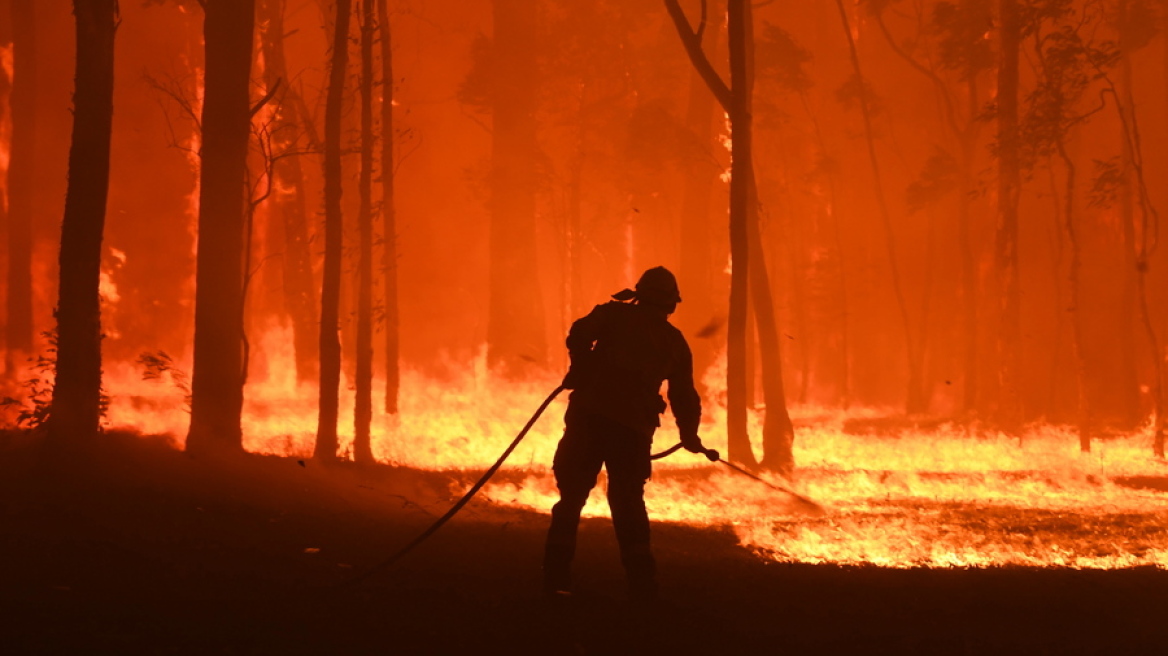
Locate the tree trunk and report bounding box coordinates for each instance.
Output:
[748,182,795,474]
[48,0,118,440]
[6,0,35,376]
[1109,53,1166,457]
[378,0,399,415]
[353,0,375,463]
[958,79,980,417]
[1055,142,1091,452]
[1117,30,1141,427]
[187,0,255,454]
[995,0,1023,431]
[665,0,789,469]
[259,0,318,384]
[677,9,721,400]
[725,0,755,467]
[487,0,546,376]
[834,0,922,415]
[800,92,850,408]
[314,0,351,462]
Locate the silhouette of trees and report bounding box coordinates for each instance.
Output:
[354,0,376,463]
[48,0,119,440]
[314,0,352,462]
[379,0,400,416]
[258,0,319,385]
[665,0,795,473]
[187,0,256,454]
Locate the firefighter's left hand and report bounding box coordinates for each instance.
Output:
[561,368,583,390]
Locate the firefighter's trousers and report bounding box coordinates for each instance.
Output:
[544,409,656,596]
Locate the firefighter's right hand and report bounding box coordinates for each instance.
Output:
[682,434,706,454]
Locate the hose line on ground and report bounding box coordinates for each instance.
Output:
[342,385,821,586]
[343,385,567,586]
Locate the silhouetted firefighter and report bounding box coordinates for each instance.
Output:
[544,266,706,601]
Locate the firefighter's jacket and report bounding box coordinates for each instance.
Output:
[564,301,701,440]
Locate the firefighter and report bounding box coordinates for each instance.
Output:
[543,266,706,601]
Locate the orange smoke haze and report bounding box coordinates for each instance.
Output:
[3,0,1168,570]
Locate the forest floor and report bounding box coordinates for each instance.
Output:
[2,430,1167,655]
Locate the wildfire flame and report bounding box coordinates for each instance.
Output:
[95,326,1168,571]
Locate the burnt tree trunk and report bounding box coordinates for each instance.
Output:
[378,0,399,415]
[1055,141,1091,452]
[259,0,318,384]
[314,0,351,461]
[958,79,980,417]
[1108,62,1166,457]
[48,0,118,440]
[353,0,375,463]
[995,0,1023,431]
[187,0,255,454]
[487,0,546,376]
[6,0,35,375]
[1117,28,1141,427]
[835,0,922,415]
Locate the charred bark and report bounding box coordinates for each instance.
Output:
[315,0,352,462]
[6,0,35,375]
[353,0,375,463]
[378,0,399,416]
[487,0,546,376]
[187,0,256,454]
[995,0,1023,431]
[259,0,318,384]
[48,0,118,440]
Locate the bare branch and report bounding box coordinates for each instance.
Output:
[250,77,283,118]
[696,0,708,42]
[872,9,961,139]
[664,0,732,110]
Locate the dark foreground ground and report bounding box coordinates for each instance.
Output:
[2,432,1167,655]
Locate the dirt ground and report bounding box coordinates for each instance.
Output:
[2,432,1166,655]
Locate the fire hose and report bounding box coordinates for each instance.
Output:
[344,385,821,586]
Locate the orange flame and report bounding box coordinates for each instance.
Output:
[93,327,1168,570]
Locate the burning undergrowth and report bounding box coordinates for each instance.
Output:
[11,334,1168,571]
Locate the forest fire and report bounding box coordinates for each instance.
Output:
[83,325,1168,571]
[5,0,1168,651]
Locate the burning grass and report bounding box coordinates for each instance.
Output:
[16,332,1168,571]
